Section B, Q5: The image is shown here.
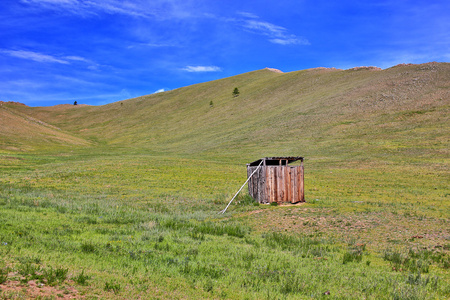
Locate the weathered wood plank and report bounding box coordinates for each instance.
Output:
[266,167,271,203]
[293,167,299,203]
[247,159,304,204]
[300,163,304,202]
[261,166,266,203]
[277,167,283,202]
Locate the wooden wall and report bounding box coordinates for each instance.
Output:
[247,164,304,204]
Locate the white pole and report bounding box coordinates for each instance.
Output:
[219,160,264,214]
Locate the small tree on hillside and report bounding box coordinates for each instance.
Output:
[73,101,78,105]
[232,87,240,97]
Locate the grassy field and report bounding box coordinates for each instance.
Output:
[0,62,449,299]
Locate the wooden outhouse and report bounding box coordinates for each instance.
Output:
[247,157,304,204]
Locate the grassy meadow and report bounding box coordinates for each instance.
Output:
[0,63,449,299]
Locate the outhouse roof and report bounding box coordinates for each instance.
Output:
[247,156,303,166]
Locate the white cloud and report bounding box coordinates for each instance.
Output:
[240,15,310,46]
[20,0,177,19]
[84,1,151,18]
[127,42,177,49]
[20,0,90,16]
[154,88,165,93]
[119,88,131,99]
[65,55,90,62]
[65,55,100,69]
[237,11,259,19]
[270,38,310,46]
[1,50,100,69]
[2,49,69,64]
[22,0,77,4]
[20,1,309,47]
[244,20,286,36]
[182,66,222,72]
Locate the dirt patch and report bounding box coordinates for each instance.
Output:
[0,268,83,299]
[264,67,283,73]
[347,66,382,71]
[310,67,342,71]
[241,207,450,253]
[1,278,82,299]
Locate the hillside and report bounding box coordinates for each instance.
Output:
[0,102,91,151]
[0,62,449,299]
[2,62,449,164]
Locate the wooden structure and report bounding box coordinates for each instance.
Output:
[247,157,304,204]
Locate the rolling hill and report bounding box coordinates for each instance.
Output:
[0,102,91,151]
[0,62,449,299]
[1,62,449,165]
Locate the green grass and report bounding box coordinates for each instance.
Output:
[0,149,448,299]
[0,62,449,298]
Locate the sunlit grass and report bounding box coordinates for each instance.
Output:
[1,148,449,299]
[0,63,449,298]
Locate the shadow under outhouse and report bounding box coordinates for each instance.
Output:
[247,157,304,204]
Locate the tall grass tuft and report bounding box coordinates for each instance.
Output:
[42,266,68,286]
[161,218,248,238]
[263,231,327,258]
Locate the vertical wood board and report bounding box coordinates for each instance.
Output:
[247,164,304,204]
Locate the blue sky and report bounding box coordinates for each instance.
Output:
[1,0,449,106]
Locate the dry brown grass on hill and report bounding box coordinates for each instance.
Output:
[0,103,91,151]
[1,62,448,156]
[0,101,27,106]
